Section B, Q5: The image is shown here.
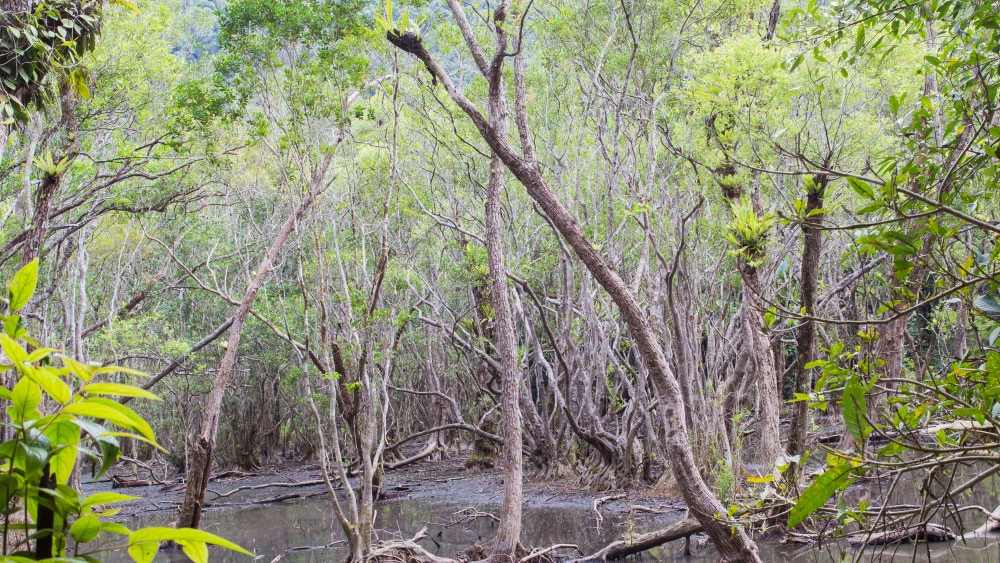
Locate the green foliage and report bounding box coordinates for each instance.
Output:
[0,261,250,561]
[787,459,857,528]
[0,0,140,124]
[724,199,775,266]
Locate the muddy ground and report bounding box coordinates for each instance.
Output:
[89,455,687,523]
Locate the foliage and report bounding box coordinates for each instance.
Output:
[0,0,139,124]
[0,260,250,561]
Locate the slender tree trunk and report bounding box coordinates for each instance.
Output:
[177,150,337,529]
[21,77,78,270]
[788,185,825,467]
[387,32,762,563]
[485,89,523,563]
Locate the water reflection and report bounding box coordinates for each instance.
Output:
[94,496,678,562]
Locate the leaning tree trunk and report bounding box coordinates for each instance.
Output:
[387,26,762,562]
[176,150,337,529]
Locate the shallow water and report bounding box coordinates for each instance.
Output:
[90,495,680,562]
[82,460,1000,562]
[85,494,1000,562]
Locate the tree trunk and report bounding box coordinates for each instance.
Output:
[176,150,337,529]
[387,32,762,562]
[788,184,825,469]
[736,263,783,470]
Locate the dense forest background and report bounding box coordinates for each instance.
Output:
[2,0,1000,560]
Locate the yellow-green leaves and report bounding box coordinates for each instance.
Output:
[8,376,41,424]
[63,398,156,444]
[69,515,102,543]
[6,259,37,313]
[43,421,80,484]
[83,382,160,401]
[128,527,253,563]
[725,199,776,266]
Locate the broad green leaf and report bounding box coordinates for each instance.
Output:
[101,521,132,535]
[43,421,80,484]
[842,376,870,445]
[9,377,41,423]
[128,539,159,563]
[63,398,155,442]
[180,540,210,563]
[60,355,95,382]
[129,527,252,557]
[788,464,854,528]
[7,259,38,312]
[1,333,28,365]
[23,365,72,404]
[70,515,102,543]
[83,383,160,402]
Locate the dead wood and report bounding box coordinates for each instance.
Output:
[569,518,702,562]
[110,476,153,488]
[366,527,458,563]
[207,478,328,500]
[848,523,956,546]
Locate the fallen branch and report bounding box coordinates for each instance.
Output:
[520,544,578,563]
[368,527,458,563]
[207,479,328,500]
[592,493,625,525]
[386,443,439,470]
[569,518,702,562]
[848,523,956,546]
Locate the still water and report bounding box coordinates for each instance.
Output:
[85,494,1000,562]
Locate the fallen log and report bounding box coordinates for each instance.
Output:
[110,476,153,488]
[848,523,956,546]
[569,518,702,562]
[208,479,328,500]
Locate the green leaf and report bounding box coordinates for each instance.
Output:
[43,421,80,484]
[23,365,71,404]
[70,515,102,543]
[63,399,156,443]
[9,377,41,423]
[83,383,160,402]
[7,259,38,312]
[842,376,870,444]
[180,540,210,563]
[1,333,29,365]
[128,539,159,563]
[101,521,132,535]
[788,464,854,528]
[129,527,252,557]
[60,355,95,382]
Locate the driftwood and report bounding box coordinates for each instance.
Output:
[569,518,702,562]
[848,523,956,546]
[110,476,153,488]
[367,527,458,563]
[208,479,328,500]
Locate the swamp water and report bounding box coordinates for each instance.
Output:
[91,495,1000,562]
